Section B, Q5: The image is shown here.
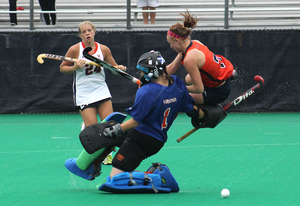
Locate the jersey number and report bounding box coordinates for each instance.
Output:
[85,65,102,75]
[213,54,226,68]
[161,108,170,129]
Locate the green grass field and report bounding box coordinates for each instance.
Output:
[1,113,299,206]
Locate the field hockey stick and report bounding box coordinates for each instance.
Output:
[176,75,265,143]
[37,53,100,67]
[83,47,141,86]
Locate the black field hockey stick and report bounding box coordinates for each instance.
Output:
[176,75,265,143]
[83,47,141,86]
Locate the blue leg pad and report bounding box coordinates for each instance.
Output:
[98,172,171,193]
[147,162,180,192]
[65,158,101,181]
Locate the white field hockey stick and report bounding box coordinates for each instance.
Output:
[176,75,265,143]
[37,53,100,67]
[83,47,141,86]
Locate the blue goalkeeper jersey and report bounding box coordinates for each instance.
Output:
[126,75,195,143]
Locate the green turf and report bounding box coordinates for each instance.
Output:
[0,113,299,206]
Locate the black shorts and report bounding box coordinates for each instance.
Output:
[77,98,111,111]
[203,80,231,104]
[112,129,164,172]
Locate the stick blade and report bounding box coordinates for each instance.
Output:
[37,54,45,64]
[254,75,265,87]
[83,47,92,54]
[83,47,104,67]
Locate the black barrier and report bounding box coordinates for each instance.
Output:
[0,30,299,114]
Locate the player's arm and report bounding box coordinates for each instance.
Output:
[184,50,205,93]
[120,118,139,132]
[166,52,183,75]
[60,44,85,74]
[101,45,126,71]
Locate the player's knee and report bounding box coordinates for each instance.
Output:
[185,74,192,85]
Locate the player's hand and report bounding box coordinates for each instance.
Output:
[117,65,127,71]
[103,123,123,138]
[75,59,87,70]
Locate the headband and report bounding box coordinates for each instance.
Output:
[167,30,188,39]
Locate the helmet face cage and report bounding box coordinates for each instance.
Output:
[137,50,166,81]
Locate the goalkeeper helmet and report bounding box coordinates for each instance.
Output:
[137,50,166,81]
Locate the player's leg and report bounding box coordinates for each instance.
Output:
[65,99,124,180]
[80,107,98,128]
[48,0,56,25]
[96,99,114,164]
[110,129,164,178]
[75,106,99,170]
[65,106,102,180]
[9,0,17,25]
[96,99,113,121]
[149,7,156,24]
[98,131,178,193]
[76,101,114,169]
[202,80,231,104]
[79,98,113,131]
[38,0,51,25]
[142,7,149,24]
[65,113,126,180]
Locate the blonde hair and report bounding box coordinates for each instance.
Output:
[78,21,96,34]
[168,10,199,39]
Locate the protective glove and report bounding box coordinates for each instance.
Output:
[103,123,123,138]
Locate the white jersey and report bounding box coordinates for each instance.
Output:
[73,42,111,107]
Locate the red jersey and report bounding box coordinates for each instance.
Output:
[181,40,234,88]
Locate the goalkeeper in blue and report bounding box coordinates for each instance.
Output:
[79,50,226,193]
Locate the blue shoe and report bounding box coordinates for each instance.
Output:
[65,158,102,180]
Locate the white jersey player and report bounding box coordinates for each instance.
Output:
[60,21,126,173]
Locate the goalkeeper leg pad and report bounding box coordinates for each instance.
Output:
[65,158,102,180]
[146,162,180,192]
[98,171,171,193]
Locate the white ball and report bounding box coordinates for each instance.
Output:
[221,189,230,198]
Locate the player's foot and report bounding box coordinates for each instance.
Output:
[230,70,238,80]
[65,158,102,180]
[102,154,113,165]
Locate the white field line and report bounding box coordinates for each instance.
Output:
[1,143,300,154]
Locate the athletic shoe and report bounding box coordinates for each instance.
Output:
[102,154,113,165]
[81,122,85,131]
[65,158,102,180]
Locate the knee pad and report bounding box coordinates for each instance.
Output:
[80,112,127,154]
[192,104,227,129]
[146,162,179,192]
